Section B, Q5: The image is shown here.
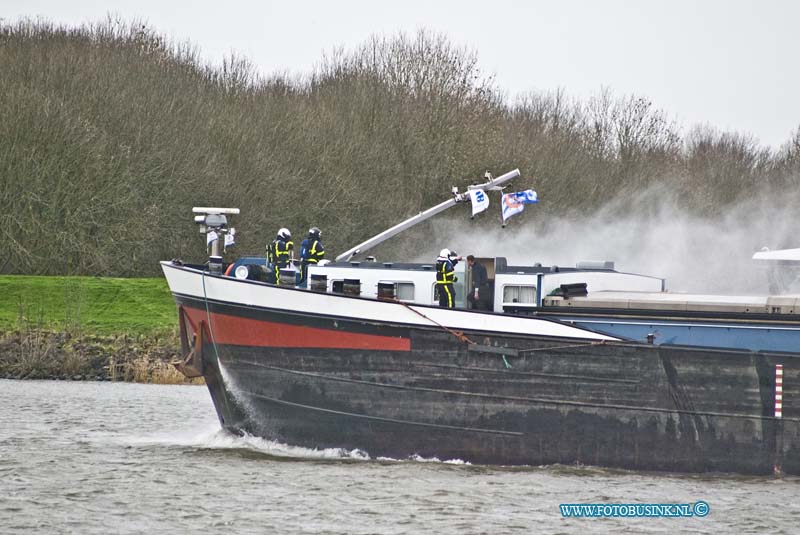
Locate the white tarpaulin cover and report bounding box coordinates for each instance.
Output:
[752,248,800,262]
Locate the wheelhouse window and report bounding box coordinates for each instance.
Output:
[502,285,536,304]
[396,282,415,301]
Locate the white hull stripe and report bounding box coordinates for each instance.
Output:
[161,262,619,342]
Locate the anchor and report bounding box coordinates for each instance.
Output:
[173,306,205,378]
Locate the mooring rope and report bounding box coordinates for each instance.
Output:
[201,270,221,361]
[395,299,476,345]
[393,300,607,362]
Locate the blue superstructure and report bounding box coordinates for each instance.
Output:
[557,314,800,353]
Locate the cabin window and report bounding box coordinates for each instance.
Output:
[503,285,536,304]
[396,282,415,301]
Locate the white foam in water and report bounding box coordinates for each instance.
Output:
[124,423,224,447]
[200,430,373,460]
[120,423,367,459]
[127,418,469,464]
[193,429,468,464]
[405,454,471,465]
[375,455,470,465]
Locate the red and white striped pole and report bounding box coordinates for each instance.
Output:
[775,364,784,418]
[774,364,785,476]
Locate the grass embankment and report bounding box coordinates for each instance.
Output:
[0,276,198,384]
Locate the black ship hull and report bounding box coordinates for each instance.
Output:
[163,263,800,474]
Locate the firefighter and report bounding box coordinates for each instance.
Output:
[299,227,325,284]
[266,228,293,284]
[435,248,462,308]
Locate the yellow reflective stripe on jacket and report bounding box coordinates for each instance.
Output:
[307,240,325,262]
[271,240,293,270]
[276,241,293,256]
[436,261,456,283]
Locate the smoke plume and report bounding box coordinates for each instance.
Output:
[431,186,800,295]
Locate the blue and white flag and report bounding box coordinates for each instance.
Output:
[501,189,538,223]
[468,188,490,216]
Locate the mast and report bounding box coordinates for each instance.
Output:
[192,207,239,273]
[335,168,520,262]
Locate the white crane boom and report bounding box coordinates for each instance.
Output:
[335,169,520,262]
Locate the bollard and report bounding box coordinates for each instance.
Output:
[209,255,223,274]
[279,268,296,287]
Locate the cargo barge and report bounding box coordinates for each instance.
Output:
[163,170,800,474]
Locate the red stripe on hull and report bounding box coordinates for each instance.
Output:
[183,308,410,351]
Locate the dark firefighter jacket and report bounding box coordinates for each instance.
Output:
[300,238,325,265]
[436,256,458,284]
[267,238,293,268]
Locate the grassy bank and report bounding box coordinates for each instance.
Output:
[0,275,176,334]
[0,275,197,383]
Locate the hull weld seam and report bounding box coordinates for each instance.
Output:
[417,362,640,384]
[245,391,524,436]
[232,359,800,423]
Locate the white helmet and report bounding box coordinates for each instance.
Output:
[278,228,291,240]
[439,248,450,257]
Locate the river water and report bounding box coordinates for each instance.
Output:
[1,379,798,534]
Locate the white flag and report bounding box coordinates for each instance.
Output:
[224,228,236,247]
[207,230,219,246]
[469,188,490,216]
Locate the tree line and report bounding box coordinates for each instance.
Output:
[1,18,798,276]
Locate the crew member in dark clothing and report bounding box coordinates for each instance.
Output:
[436,249,461,308]
[266,228,293,284]
[299,227,325,284]
[467,255,490,310]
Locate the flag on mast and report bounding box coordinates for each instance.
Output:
[224,228,236,248]
[501,190,538,223]
[468,189,490,216]
[206,230,219,246]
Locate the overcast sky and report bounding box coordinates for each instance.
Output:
[4,0,799,148]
